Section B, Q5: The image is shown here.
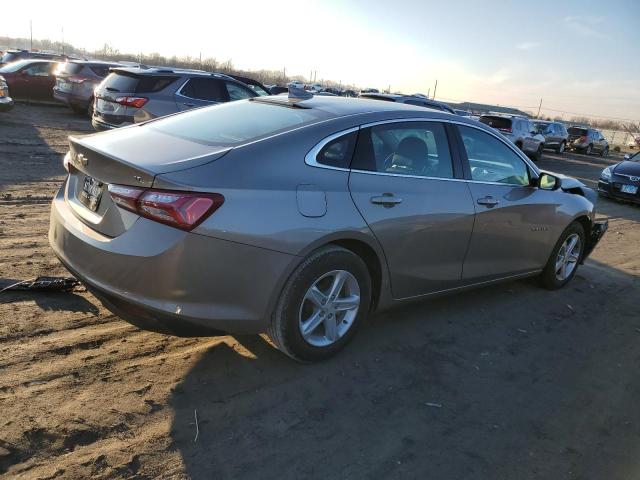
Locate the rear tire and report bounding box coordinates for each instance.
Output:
[70,104,85,115]
[539,222,585,290]
[534,144,544,161]
[556,141,566,154]
[585,144,593,155]
[601,147,609,157]
[268,245,372,362]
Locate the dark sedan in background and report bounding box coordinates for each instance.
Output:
[598,152,640,204]
[0,59,59,100]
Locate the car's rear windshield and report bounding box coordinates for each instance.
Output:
[568,127,588,136]
[101,72,178,93]
[56,62,83,75]
[148,99,334,147]
[479,116,512,130]
[0,59,34,73]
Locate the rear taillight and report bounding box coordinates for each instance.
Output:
[115,96,148,108]
[579,135,588,142]
[108,185,224,231]
[68,75,89,84]
[498,127,512,133]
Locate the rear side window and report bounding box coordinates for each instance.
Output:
[180,78,227,102]
[458,125,529,186]
[149,100,333,147]
[136,75,177,93]
[315,132,358,168]
[479,116,512,132]
[352,121,454,179]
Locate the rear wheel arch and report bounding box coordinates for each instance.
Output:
[330,238,383,310]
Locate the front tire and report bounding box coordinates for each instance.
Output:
[539,222,585,290]
[585,144,593,155]
[601,147,609,157]
[556,141,566,154]
[268,245,372,362]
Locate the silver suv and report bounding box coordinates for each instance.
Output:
[567,126,609,156]
[479,114,545,161]
[92,67,259,131]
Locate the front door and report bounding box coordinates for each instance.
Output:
[456,124,560,281]
[348,121,475,299]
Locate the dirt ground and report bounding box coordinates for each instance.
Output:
[1,104,639,480]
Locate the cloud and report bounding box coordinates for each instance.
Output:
[516,42,541,50]
[563,15,608,39]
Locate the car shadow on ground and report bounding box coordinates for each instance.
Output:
[0,288,99,315]
[167,258,639,480]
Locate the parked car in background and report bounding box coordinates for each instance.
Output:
[92,66,259,131]
[49,94,607,362]
[342,89,358,97]
[53,60,121,116]
[361,87,379,93]
[454,109,473,117]
[227,74,270,96]
[0,49,68,67]
[359,93,457,114]
[628,135,639,149]
[533,120,569,153]
[287,80,304,90]
[0,75,14,111]
[268,85,288,95]
[567,126,609,156]
[0,59,59,100]
[479,114,545,161]
[598,151,640,204]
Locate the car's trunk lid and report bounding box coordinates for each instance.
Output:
[65,127,230,237]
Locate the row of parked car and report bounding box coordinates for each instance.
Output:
[0,50,612,162]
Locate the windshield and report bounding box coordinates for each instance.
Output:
[0,59,35,73]
[149,99,334,147]
[0,52,20,64]
[534,122,551,134]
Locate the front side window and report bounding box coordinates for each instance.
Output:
[352,121,454,179]
[458,125,530,186]
[225,81,256,101]
[315,131,358,168]
[24,63,53,76]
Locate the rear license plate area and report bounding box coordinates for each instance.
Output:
[79,175,104,212]
[620,184,638,195]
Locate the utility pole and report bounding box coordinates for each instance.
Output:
[427,88,430,98]
[30,20,33,50]
[536,97,543,118]
[433,79,438,100]
[61,26,64,55]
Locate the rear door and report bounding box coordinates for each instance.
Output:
[175,77,228,110]
[21,62,56,99]
[348,120,475,298]
[455,124,560,281]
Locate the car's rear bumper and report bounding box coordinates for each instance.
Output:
[91,116,129,131]
[53,89,91,108]
[0,96,14,111]
[49,181,297,336]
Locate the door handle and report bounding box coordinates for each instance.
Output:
[183,103,196,108]
[370,193,403,207]
[476,196,499,207]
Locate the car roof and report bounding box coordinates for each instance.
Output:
[252,94,458,117]
[67,60,121,66]
[110,66,234,79]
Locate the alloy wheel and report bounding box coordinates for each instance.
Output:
[555,234,581,281]
[298,270,360,347]
[559,142,565,153]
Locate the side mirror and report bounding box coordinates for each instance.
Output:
[538,173,560,190]
[624,154,631,160]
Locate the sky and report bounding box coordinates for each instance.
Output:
[5,0,640,121]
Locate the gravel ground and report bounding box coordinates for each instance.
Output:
[1,104,639,480]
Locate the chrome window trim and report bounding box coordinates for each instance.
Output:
[304,127,359,172]
[304,117,541,185]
